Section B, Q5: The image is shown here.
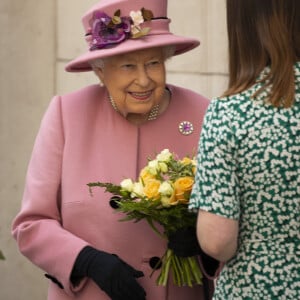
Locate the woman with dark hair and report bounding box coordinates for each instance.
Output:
[189,0,300,299]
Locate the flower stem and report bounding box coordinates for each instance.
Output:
[157,249,172,286]
[156,252,203,287]
[171,253,182,286]
[188,256,203,284]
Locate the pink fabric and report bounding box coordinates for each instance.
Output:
[12,84,210,300]
[65,0,200,72]
[82,0,168,27]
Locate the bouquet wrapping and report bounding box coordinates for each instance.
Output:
[88,149,203,287]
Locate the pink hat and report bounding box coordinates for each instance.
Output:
[65,0,200,72]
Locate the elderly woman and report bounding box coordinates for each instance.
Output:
[12,0,213,299]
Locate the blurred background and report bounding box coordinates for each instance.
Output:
[0,1,227,299]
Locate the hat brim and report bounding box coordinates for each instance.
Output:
[65,33,200,72]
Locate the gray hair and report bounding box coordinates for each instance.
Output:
[89,45,176,70]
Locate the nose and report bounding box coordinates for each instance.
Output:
[135,65,151,87]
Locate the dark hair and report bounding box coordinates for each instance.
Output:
[223,0,300,107]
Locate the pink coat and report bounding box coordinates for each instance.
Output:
[12,84,210,300]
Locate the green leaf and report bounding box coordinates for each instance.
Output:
[87,182,125,197]
[0,250,5,260]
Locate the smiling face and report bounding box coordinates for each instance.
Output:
[94,47,167,120]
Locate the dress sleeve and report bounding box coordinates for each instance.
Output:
[189,99,240,220]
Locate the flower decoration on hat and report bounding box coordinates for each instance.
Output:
[87,8,154,50]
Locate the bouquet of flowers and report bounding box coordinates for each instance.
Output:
[88,149,202,287]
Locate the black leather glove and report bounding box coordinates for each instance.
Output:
[71,246,146,300]
[167,227,201,257]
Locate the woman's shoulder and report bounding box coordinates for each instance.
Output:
[202,91,258,134]
[56,84,106,111]
[208,84,264,118]
[61,84,105,101]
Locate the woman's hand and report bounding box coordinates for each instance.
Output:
[72,246,146,300]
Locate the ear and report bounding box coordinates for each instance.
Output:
[94,67,105,84]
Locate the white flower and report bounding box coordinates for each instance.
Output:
[131,182,145,197]
[148,160,159,175]
[158,162,168,173]
[156,149,172,162]
[158,181,173,196]
[120,178,134,192]
[130,10,144,26]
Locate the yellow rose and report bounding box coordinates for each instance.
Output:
[192,166,197,175]
[139,167,156,183]
[143,179,161,200]
[181,157,193,165]
[174,176,194,203]
[161,192,177,207]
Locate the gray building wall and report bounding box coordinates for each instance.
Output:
[0,1,227,299]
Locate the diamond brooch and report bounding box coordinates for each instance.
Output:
[179,121,194,135]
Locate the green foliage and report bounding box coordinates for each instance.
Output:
[166,157,195,181]
[117,198,197,236]
[87,181,130,199]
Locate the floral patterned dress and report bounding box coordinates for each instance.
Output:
[189,62,300,300]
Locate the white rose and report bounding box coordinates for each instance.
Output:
[120,178,134,192]
[158,162,168,173]
[148,160,159,175]
[156,149,172,162]
[131,182,144,197]
[158,181,173,196]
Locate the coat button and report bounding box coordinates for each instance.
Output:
[149,256,162,270]
[109,196,121,209]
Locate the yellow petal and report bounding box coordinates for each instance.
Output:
[112,15,121,24]
[131,27,151,39]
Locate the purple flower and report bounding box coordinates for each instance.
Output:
[87,8,153,50]
[90,11,131,50]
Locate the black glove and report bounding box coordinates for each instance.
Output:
[167,227,201,257]
[71,246,146,300]
[198,247,221,278]
[168,227,221,278]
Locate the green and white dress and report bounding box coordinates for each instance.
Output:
[189,62,300,300]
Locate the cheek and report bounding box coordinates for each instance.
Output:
[152,70,166,90]
[152,88,166,105]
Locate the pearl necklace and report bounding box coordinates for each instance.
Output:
[108,94,160,121]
